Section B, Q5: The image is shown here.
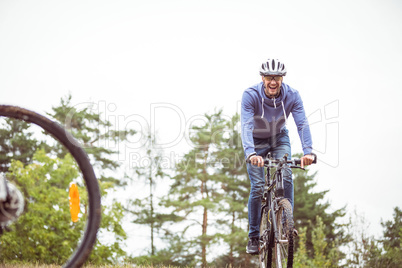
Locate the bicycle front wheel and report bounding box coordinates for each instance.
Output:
[274,199,294,268]
[0,105,101,268]
[259,205,273,268]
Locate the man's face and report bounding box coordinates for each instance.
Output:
[262,75,283,98]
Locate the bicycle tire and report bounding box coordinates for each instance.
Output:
[274,199,294,268]
[259,206,273,268]
[0,105,101,268]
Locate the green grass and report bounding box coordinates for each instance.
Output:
[0,265,135,268]
[0,265,181,268]
[0,266,130,268]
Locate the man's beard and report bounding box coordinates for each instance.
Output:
[265,85,281,98]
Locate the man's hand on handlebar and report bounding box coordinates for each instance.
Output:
[301,154,315,168]
[249,155,265,167]
[247,153,317,168]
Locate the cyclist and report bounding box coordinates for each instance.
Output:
[241,58,314,254]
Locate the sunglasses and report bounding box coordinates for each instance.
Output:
[263,76,283,82]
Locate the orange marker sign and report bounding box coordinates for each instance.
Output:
[69,183,80,222]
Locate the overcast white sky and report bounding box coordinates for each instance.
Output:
[1,0,402,256]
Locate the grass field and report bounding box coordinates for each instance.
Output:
[0,266,132,268]
[0,264,215,268]
[0,265,154,268]
[0,265,190,268]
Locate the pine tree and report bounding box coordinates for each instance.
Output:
[46,94,136,261]
[125,131,175,257]
[213,114,252,268]
[0,118,41,172]
[345,207,402,267]
[369,207,402,267]
[47,94,135,180]
[294,216,341,268]
[344,210,382,267]
[294,227,309,267]
[293,155,348,262]
[161,110,227,267]
[381,207,402,249]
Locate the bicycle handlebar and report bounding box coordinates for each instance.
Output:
[246,153,317,169]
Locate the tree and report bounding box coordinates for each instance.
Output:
[293,159,348,262]
[1,151,82,264]
[0,118,41,172]
[46,94,136,263]
[212,114,252,268]
[125,131,174,257]
[0,94,136,264]
[294,226,309,267]
[294,216,341,268]
[0,151,127,264]
[381,206,402,250]
[47,94,135,179]
[344,210,383,267]
[367,207,402,267]
[161,110,227,267]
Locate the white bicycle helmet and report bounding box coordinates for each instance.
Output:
[259,58,287,76]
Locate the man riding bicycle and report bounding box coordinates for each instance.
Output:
[241,58,314,254]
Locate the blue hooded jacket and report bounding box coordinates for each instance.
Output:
[241,81,313,159]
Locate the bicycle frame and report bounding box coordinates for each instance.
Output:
[261,155,288,246]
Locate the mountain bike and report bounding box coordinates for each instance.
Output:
[257,153,316,268]
[0,105,101,268]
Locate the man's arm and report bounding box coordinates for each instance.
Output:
[292,91,313,156]
[241,91,257,160]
